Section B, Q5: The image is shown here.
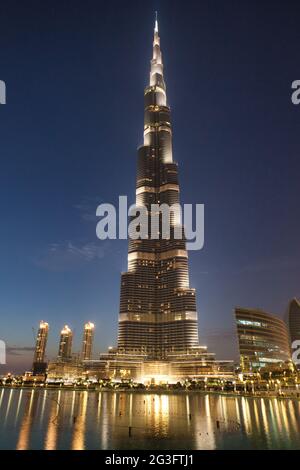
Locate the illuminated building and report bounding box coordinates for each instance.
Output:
[286,298,300,345]
[235,307,291,371]
[118,15,199,360]
[33,321,49,362]
[32,321,49,375]
[46,18,234,383]
[47,361,83,382]
[57,325,73,361]
[82,322,95,360]
[84,351,234,383]
[90,16,234,383]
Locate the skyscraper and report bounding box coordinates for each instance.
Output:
[58,325,73,361]
[286,298,300,346]
[33,321,49,363]
[82,322,95,360]
[117,17,200,360]
[47,17,233,383]
[32,321,49,374]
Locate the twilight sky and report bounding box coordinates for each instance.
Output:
[0,0,300,373]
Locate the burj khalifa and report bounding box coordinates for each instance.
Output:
[117,17,200,360]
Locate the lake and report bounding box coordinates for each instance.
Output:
[0,388,299,450]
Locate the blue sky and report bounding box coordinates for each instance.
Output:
[0,0,300,372]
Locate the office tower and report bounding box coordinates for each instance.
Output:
[32,321,49,375]
[235,307,291,371]
[117,17,200,360]
[58,325,73,361]
[286,298,300,345]
[82,322,95,360]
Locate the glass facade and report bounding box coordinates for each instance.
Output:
[235,307,291,371]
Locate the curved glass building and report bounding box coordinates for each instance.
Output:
[235,307,291,371]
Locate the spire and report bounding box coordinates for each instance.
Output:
[155,11,158,33]
[150,12,165,89]
[153,11,160,48]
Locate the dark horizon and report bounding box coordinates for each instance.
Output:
[0,0,300,373]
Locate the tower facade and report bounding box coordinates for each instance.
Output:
[286,298,300,346]
[117,19,199,360]
[58,325,73,361]
[33,321,49,363]
[82,322,95,360]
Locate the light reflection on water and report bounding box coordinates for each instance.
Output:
[0,388,299,450]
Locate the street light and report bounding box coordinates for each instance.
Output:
[277,379,281,395]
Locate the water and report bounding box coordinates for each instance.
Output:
[0,388,299,449]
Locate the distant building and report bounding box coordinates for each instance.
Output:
[57,325,73,361]
[286,298,300,345]
[23,371,46,384]
[235,307,291,371]
[47,361,83,382]
[32,321,49,375]
[33,321,49,362]
[82,322,95,360]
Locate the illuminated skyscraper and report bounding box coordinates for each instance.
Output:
[117,17,200,360]
[58,325,73,361]
[82,322,95,360]
[33,321,49,363]
[286,298,300,346]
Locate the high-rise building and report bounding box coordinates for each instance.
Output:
[117,17,200,360]
[33,321,49,362]
[82,322,95,360]
[32,321,49,375]
[286,298,300,346]
[47,18,234,383]
[235,307,291,371]
[58,325,73,361]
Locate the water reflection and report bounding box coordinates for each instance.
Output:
[15,389,23,426]
[0,388,298,450]
[44,397,58,450]
[71,391,88,450]
[16,390,37,450]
